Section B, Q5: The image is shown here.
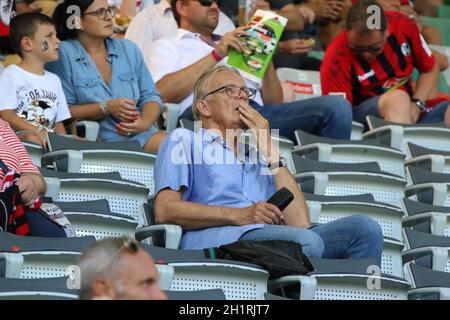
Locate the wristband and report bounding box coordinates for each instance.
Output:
[35,125,47,135]
[211,49,223,62]
[99,101,110,115]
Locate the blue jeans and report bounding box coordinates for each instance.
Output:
[353,95,450,129]
[239,215,383,266]
[180,96,353,141]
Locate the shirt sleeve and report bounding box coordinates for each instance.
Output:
[46,44,78,105]
[128,40,163,110]
[403,16,435,73]
[0,68,18,111]
[320,43,354,104]
[1,121,39,174]
[124,9,156,55]
[154,128,193,199]
[145,39,182,82]
[54,77,72,123]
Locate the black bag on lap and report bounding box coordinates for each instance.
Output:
[204,240,314,279]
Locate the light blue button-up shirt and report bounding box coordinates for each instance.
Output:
[155,128,277,249]
[46,38,162,147]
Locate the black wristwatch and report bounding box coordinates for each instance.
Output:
[412,98,426,111]
[267,157,288,170]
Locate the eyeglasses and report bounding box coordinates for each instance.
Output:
[191,0,221,7]
[84,6,118,20]
[347,38,385,54]
[203,84,257,100]
[347,44,383,54]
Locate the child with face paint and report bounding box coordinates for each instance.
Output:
[0,12,71,150]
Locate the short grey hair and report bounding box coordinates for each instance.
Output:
[192,65,242,120]
[78,237,142,300]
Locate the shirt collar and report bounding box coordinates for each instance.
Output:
[157,0,171,15]
[199,128,260,160]
[71,37,120,62]
[177,28,222,43]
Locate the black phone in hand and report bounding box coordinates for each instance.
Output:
[267,187,294,212]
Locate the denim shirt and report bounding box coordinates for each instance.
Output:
[155,128,277,249]
[46,38,162,146]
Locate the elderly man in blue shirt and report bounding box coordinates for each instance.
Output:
[154,65,383,265]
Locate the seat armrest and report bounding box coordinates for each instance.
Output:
[76,121,100,141]
[0,253,24,278]
[402,212,447,236]
[135,224,182,249]
[268,275,317,300]
[41,150,83,172]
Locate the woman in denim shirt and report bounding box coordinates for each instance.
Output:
[47,0,166,153]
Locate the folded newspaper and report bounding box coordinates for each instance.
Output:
[227,10,287,83]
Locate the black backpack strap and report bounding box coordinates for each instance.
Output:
[0,159,9,175]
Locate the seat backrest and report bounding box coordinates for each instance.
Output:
[308,257,379,275]
[407,166,450,185]
[41,169,150,227]
[404,228,450,250]
[407,142,450,158]
[47,133,142,152]
[276,68,322,100]
[409,262,450,288]
[56,200,138,240]
[47,134,157,193]
[292,156,383,174]
[143,244,269,300]
[165,289,226,300]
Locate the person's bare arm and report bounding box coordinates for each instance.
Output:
[117,0,136,17]
[414,58,440,101]
[260,62,283,105]
[156,55,218,103]
[155,189,284,229]
[409,60,440,122]
[54,122,67,135]
[304,0,344,23]
[156,28,247,103]
[68,103,105,121]
[277,4,306,31]
[237,103,310,228]
[271,167,311,228]
[0,109,41,132]
[251,0,305,31]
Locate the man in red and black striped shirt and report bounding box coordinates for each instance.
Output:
[321,0,450,127]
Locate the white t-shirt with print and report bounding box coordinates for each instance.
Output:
[0,65,71,131]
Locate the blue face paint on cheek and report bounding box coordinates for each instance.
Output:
[41,40,49,52]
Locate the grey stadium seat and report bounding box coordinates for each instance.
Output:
[402,228,450,273]
[406,142,450,174]
[55,200,138,240]
[294,130,406,177]
[304,193,405,277]
[293,157,407,208]
[405,167,450,207]
[0,277,78,300]
[270,257,409,300]
[142,245,270,300]
[22,141,42,167]
[40,169,151,228]
[0,232,95,279]
[43,133,157,194]
[364,116,450,154]
[404,262,450,300]
[402,198,450,237]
